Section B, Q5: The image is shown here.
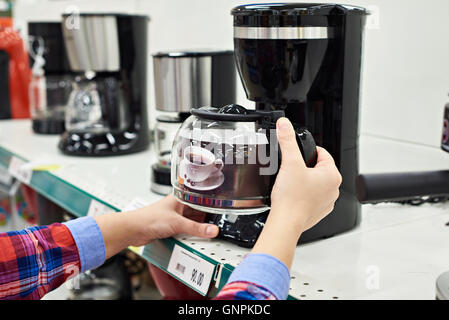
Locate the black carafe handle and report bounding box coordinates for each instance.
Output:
[295,128,317,168]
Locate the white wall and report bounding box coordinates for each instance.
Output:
[14,0,449,147]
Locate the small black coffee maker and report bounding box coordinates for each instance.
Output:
[206,3,367,247]
[58,14,150,156]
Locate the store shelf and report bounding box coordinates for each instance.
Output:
[1,119,449,299]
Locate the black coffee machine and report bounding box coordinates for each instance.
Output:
[28,22,72,134]
[207,3,368,247]
[58,14,150,156]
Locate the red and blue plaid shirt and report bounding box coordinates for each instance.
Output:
[0,221,286,300]
[0,224,80,299]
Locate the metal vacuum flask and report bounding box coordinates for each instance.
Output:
[232,3,368,242]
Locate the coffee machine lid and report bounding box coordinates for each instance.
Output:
[153,50,233,58]
[232,3,367,16]
[232,3,367,28]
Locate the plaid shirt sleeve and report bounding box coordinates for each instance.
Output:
[214,281,277,300]
[214,253,290,300]
[0,223,81,300]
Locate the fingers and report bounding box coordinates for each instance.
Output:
[314,147,342,186]
[173,215,219,238]
[276,117,305,168]
[314,147,336,168]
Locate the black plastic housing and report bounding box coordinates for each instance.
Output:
[232,3,368,243]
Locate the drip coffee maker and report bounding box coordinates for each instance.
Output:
[175,3,367,247]
[221,3,368,245]
[58,14,150,156]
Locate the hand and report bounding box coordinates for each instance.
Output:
[270,117,342,236]
[95,195,219,258]
[252,117,341,268]
[127,195,219,246]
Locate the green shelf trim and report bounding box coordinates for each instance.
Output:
[0,146,118,217]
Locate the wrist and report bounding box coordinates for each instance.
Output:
[119,209,148,247]
[268,205,306,238]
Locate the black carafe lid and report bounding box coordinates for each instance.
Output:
[232,3,367,27]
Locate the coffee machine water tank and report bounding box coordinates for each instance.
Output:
[231,3,368,243]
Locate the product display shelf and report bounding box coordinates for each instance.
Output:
[1,119,449,299]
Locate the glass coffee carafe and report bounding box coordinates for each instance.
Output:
[171,104,317,215]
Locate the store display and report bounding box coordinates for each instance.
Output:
[172,105,317,215]
[151,51,236,194]
[58,13,150,156]
[0,26,31,119]
[28,22,72,134]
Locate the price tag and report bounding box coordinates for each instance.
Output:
[8,156,32,184]
[87,199,115,217]
[167,244,215,295]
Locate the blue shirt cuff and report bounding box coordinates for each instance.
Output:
[64,216,106,272]
[227,253,290,300]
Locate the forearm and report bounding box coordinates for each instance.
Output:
[251,206,303,269]
[215,207,303,300]
[94,210,139,259]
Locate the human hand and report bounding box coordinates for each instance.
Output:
[95,195,219,258]
[270,117,342,236]
[251,118,341,268]
[127,195,219,247]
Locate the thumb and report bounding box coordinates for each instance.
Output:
[173,215,219,238]
[276,117,305,168]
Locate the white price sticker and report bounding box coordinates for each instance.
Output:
[8,156,32,184]
[87,199,115,217]
[167,244,215,295]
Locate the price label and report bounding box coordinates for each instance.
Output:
[8,156,32,185]
[87,199,115,217]
[167,244,215,295]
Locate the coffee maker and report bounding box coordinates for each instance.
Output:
[218,3,368,244]
[58,14,150,156]
[151,50,236,195]
[28,22,72,134]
